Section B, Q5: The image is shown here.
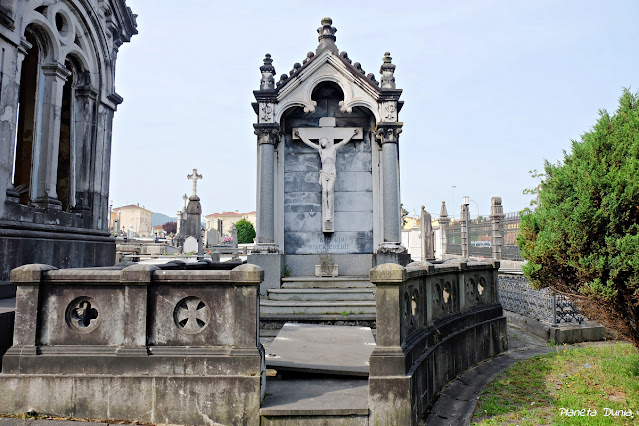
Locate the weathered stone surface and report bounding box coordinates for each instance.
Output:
[0,263,265,425]
[265,323,375,375]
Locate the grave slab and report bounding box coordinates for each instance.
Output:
[264,323,375,376]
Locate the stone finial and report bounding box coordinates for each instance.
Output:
[316,17,338,54]
[259,53,276,90]
[380,52,396,89]
[490,196,504,217]
[303,51,315,65]
[440,201,448,218]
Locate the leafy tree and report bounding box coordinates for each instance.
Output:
[235,218,256,244]
[162,221,177,235]
[518,89,639,348]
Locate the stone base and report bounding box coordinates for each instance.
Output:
[286,254,373,277]
[369,306,508,425]
[248,252,285,296]
[0,227,115,297]
[0,374,261,425]
[373,252,411,267]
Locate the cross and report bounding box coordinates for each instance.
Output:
[293,117,363,233]
[187,168,203,196]
[182,193,188,209]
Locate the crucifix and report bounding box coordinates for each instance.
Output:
[187,168,203,197]
[293,117,363,232]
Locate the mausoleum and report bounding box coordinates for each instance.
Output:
[0,0,137,297]
[250,18,408,295]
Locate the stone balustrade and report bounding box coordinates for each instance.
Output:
[368,259,507,425]
[0,263,265,426]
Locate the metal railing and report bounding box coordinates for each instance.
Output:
[498,274,584,325]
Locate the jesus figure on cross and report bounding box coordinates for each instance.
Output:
[294,117,362,232]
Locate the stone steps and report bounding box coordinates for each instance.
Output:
[281,276,374,289]
[267,288,375,301]
[260,299,376,315]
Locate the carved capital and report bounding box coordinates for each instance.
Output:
[375,123,403,145]
[41,62,71,81]
[254,123,281,145]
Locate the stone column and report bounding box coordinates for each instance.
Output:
[253,123,280,252]
[438,201,450,258]
[376,123,403,249]
[460,203,470,258]
[3,38,31,204]
[72,84,98,212]
[490,196,504,260]
[32,62,71,209]
[420,206,434,260]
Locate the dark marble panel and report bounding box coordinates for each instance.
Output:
[284,231,374,255]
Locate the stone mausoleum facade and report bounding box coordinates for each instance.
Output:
[0,1,137,297]
[250,18,407,292]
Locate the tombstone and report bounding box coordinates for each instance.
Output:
[218,218,224,239]
[230,224,238,248]
[183,236,198,254]
[420,206,435,260]
[249,18,408,294]
[183,169,203,255]
[206,229,219,246]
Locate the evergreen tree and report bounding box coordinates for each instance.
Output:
[235,219,256,244]
[518,89,639,347]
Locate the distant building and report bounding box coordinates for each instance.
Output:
[0,1,137,297]
[112,204,152,237]
[152,224,167,238]
[205,211,256,236]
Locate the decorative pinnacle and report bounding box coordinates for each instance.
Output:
[440,201,448,218]
[380,52,396,89]
[316,17,338,54]
[259,53,276,90]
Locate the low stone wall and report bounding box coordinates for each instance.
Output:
[368,260,507,425]
[0,263,265,425]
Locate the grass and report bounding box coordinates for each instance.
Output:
[472,342,639,425]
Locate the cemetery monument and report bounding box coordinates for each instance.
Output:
[249,17,408,294]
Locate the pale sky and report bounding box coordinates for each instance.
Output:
[110,0,638,220]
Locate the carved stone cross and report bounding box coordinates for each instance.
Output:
[293,117,363,232]
[187,168,203,196]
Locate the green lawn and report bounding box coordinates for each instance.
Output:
[472,342,639,425]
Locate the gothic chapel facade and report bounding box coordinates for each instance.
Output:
[0,1,136,296]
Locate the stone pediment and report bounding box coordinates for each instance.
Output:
[273,49,383,122]
[254,18,402,125]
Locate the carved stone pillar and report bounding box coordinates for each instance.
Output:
[72,84,98,212]
[439,201,451,257]
[253,123,280,252]
[32,62,70,209]
[490,197,505,260]
[376,123,403,251]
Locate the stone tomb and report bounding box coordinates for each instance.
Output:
[265,323,375,376]
[0,263,265,426]
[250,18,408,294]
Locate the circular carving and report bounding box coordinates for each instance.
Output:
[174,297,210,334]
[65,297,99,333]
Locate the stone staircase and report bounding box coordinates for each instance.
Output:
[260,276,376,316]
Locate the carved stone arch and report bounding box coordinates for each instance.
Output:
[22,15,60,62]
[275,100,316,122]
[342,98,382,122]
[305,73,352,113]
[63,48,93,84]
